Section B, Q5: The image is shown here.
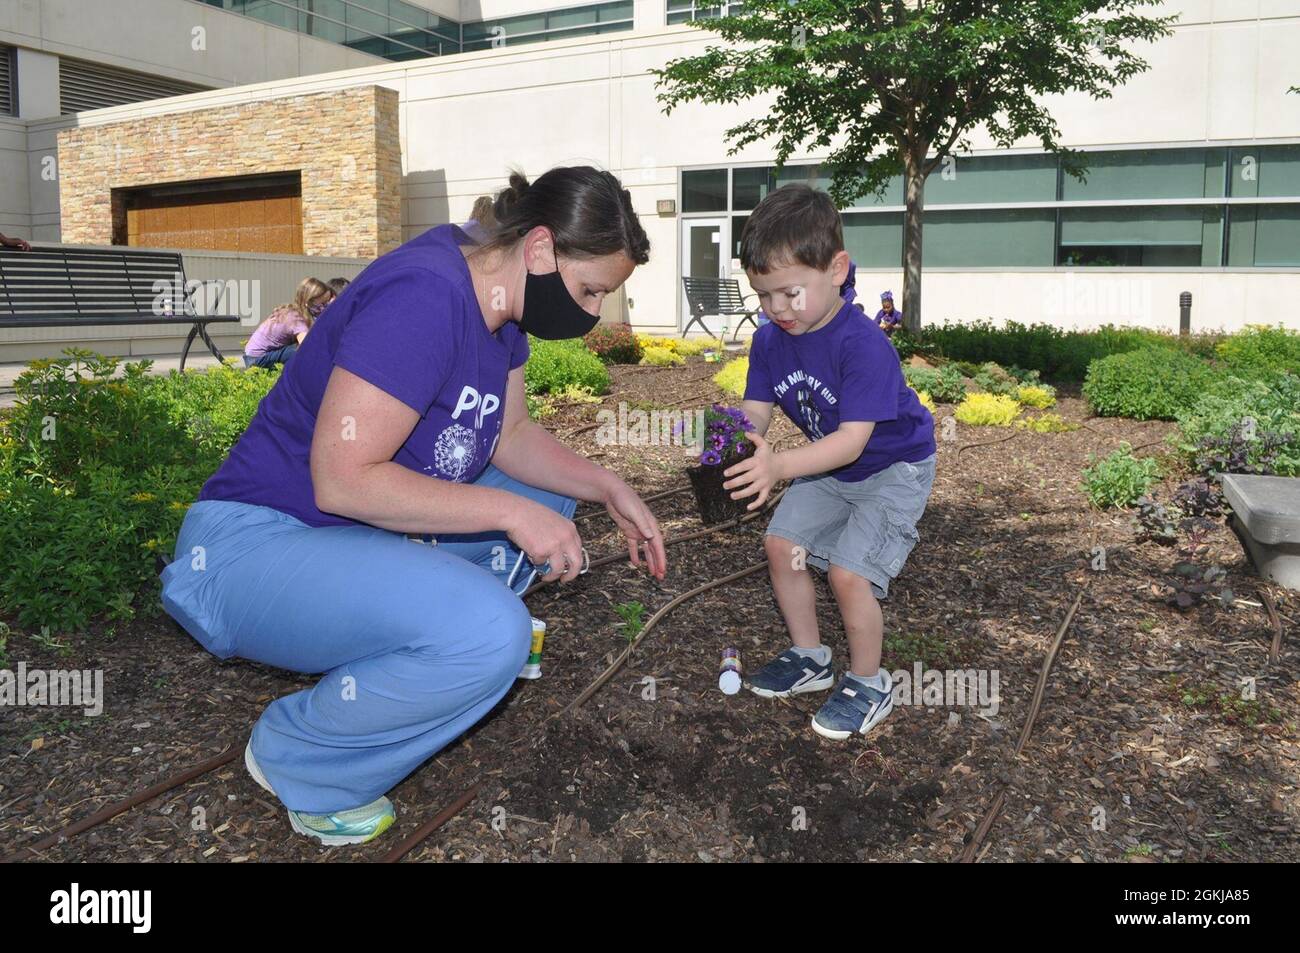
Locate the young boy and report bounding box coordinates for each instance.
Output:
[722,184,937,740]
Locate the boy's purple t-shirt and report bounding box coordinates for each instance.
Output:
[198,224,529,527]
[744,299,935,482]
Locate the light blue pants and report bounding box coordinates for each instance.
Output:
[160,463,576,814]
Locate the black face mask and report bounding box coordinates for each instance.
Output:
[519,244,601,340]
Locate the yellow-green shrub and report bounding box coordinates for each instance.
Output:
[713,356,749,397]
[1015,412,1079,433]
[913,389,937,414]
[954,392,1020,427]
[640,346,685,366]
[1016,385,1056,409]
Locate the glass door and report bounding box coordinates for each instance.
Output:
[680,217,727,333]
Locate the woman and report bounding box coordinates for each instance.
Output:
[242,277,334,369]
[161,166,667,845]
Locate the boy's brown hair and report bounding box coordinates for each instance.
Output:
[738,183,844,274]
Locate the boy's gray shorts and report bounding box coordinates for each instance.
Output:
[766,454,936,599]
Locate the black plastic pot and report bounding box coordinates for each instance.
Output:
[686,443,756,526]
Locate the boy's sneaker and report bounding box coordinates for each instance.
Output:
[811,672,894,740]
[245,742,396,846]
[746,649,835,698]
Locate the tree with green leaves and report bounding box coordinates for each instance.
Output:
[653,1,1177,333]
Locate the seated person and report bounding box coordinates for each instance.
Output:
[461,196,497,244]
[326,277,351,296]
[243,277,334,369]
[874,290,903,335]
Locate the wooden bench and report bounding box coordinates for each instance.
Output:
[0,245,240,370]
[1222,474,1300,590]
[681,276,760,341]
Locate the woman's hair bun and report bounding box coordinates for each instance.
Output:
[495,170,531,219]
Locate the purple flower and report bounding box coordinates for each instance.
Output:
[735,441,749,455]
[701,449,722,466]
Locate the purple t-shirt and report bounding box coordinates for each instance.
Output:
[744,299,935,482]
[874,306,903,327]
[198,224,529,527]
[245,305,310,357]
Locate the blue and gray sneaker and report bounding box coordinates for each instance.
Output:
[245,742,396,846]
[745,649,835,699]
[812,672,894,740]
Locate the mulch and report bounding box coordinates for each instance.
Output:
[2,358,1297,863]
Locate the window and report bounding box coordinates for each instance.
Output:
[843,213,903,268]
[1061,147,1226,200]
[687,144,1298,270]
[927,208,1056,266]
[1227,205,1300,267]
[1230,145,1300,199]
[0,45,13,116]
[667,1,746,24]
[683,169,728,213]
[1058,206,1222,267]
[924,153,1058,205]
[464,2,633,51]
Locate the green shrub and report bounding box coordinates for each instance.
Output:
[1215,324,1300,379]
[0,350,276,633]
[1083,348,1217,420]
[1081,444,1161,509]
[973,361,1019,397]
[903,364,966,404]
[524,336,610,396]
[582,324,643,364]
[921,320,1223,382]
[1175,373,1300,477]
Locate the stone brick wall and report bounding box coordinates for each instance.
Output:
[56,85,401,258]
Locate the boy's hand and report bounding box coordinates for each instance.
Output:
[722,431,782,511]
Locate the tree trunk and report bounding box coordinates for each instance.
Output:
[902,154,925,335]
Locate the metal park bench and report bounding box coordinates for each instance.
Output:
[0,245,241,370]
[681,276,760,342]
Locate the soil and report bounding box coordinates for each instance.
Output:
[2,356,1297,863]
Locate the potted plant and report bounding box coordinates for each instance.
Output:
[686,403,757,525]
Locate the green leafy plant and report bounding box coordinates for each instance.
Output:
[1083,347,1218,420]
[0,349,274,632]
[1081,444,1161,509]
[614,601,645,642]
[524,336,610,396]
[904,364,966,404]
[1215,324,1300,379]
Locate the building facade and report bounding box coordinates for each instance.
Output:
[2,0,1298,348]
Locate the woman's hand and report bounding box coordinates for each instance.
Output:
[504,498,586,583]
[722,432,782,511]
[603,479,667,580]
